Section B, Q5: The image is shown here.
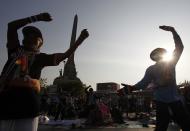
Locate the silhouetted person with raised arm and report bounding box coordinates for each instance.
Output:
[0,12,89,131]
[123,26,190,131]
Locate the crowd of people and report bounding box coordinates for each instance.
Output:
[40,82,190,129]
[39,86,153,125]
[39,87,121,125]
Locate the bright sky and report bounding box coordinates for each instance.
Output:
[1,0,190,90]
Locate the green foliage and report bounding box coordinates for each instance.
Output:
[57,80,85,96]
[178,80,190,88]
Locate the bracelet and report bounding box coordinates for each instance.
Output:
[30,16,38,22]
[33,16,38,21]
[29,17,33,23]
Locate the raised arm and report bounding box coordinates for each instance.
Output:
[7,13,52,51]
[53,29,89,65]
[159,25,184,65]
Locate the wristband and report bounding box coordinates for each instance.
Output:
[29,17,33,23]
[30,16,38,22]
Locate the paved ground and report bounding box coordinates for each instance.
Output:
[38,125,154,131]
[38,123,182,131]
[38,120,155,131]
[37,118,180,131]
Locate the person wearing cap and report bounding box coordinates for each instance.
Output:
[123,26,190,131]
[0,13,89,131]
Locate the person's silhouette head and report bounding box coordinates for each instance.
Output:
[89,88,93,92]
[150,48,167,62]
[22,26,43,52]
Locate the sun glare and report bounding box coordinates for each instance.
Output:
[162,50,173,62]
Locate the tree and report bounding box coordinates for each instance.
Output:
[178,80,190,88]
[56,80,86,96]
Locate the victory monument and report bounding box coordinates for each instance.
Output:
[53,15,83,95]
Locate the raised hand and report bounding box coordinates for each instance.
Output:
[159,25,175,32]
[36,12,52,22]
[79,29,89,40]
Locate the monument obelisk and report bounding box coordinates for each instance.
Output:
[53,15,83,95]
[63,14,81,81]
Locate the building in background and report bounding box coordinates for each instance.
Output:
[96,82,120,107]
[96,82,120,93]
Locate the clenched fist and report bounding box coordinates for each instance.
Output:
[36,12,52,22]
[159,25,175,32]
[80,29,89,39]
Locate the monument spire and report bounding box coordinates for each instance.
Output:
[63,14,78,80]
